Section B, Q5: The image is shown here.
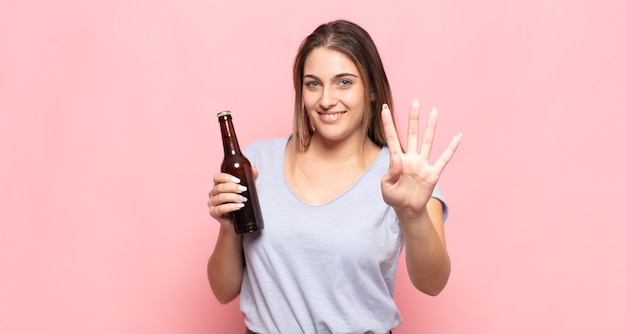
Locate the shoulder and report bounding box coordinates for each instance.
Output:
[244,135,290,165]
[244,135,289,154]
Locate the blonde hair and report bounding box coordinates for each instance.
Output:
[292,20,396,151]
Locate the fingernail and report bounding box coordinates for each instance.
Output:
[412,100,419,108]
[235,203,245,208]
[230,176,241,183]
[238,185,247,192]
[240,196,248,202]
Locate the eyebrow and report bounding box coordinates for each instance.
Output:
[303,73,359,80]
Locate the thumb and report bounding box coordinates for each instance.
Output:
[382,151,403,186]
[252,165,259,181]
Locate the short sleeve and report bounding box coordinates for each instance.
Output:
[431,184,449,222]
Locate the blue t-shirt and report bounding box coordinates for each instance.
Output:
[240,135,448,334]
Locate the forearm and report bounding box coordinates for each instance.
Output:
[397,199,451,296]
[207,225,245,304]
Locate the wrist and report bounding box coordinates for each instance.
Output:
[394,205,429,225]
[218,224,242,242]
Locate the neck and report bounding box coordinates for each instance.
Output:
[305,133,379,167]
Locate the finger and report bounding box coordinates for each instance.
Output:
[388,151,403,183]
[208,181,248,201]
[381,104,403,155]
[252,166,259,180]
[213,172,241,185]
[381,151,404,187]
[209,202,244,222]
[433,132,463,173]
[420,107,438,160]
[407,99,420,153]
[208,191,248,208]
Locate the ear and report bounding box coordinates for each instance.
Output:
[370,92,376,101]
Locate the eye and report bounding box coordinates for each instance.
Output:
[304,80,320,89]
[338,79,353,87]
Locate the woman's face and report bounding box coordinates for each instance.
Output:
[302,47,367,144]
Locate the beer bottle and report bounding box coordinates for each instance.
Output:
[217,111,264,234]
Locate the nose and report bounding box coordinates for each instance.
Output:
[319,87,338,109]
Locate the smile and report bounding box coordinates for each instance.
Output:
[318,111,346,122]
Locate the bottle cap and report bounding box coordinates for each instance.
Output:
[217,111,232,117]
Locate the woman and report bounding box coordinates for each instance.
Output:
[208,19,462,334]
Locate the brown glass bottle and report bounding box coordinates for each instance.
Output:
[217,111,264,234]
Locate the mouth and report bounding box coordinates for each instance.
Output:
[317,111,347,122]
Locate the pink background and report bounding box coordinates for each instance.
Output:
[2,0,625,333]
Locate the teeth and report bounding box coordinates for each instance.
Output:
[321,112,342,120]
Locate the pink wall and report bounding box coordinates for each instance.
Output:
[1,0,625,333]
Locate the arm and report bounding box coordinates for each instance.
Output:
[395,198,450,296]
[380,99,461,296]
[207,172,252,304]
[207,225,244,304]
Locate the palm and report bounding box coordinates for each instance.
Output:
[380,100,462,212]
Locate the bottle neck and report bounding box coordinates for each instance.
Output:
[219,116,242,156]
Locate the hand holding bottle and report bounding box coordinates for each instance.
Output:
[208,167,259,233]
[210,111,264,234]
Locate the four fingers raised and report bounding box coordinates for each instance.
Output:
[381,99,462,174]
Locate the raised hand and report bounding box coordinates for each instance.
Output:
[380,99,462,215]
